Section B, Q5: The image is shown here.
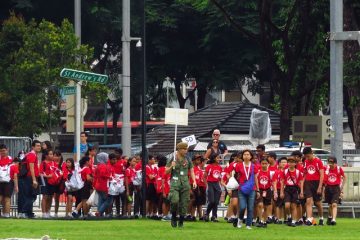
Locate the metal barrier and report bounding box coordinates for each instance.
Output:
[0,136,32,158]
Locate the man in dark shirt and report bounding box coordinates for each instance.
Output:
[207,129,228,154]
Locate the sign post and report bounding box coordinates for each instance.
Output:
[165,108,189,162]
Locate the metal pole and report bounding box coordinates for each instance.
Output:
[330,0,344,165]
[122,0,132,157]
[104,101,108,145]
[141,0,147,217]
[75,0,81,162]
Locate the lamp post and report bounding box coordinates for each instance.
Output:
[140,0,147,218]
[74,0,81,161]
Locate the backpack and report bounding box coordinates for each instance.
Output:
[18,155,28,178]
[0,165,11,182]
[65,164,84,192]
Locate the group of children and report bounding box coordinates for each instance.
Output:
[0,141,346,226]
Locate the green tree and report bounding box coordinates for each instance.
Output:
[0,14,93,137]
[192,0,331,144]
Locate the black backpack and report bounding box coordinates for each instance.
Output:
[18,155,28,178]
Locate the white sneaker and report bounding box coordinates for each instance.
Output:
[237,219,242,228]
[246,226,252,230]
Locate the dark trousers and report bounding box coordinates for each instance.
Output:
[206,182,222,218]
[134,186,142,215]
[19,177,38,216]
[113,193,126,215]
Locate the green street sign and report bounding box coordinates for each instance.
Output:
[59,86,76,96]
[60,68,108,84]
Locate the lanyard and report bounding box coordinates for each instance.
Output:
[243,163,251,181]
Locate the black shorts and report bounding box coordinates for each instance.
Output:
[0,181,14,198]
[41,184,56,196]
[146,183,158,202]
[230,190,239,199]
[193,186,206,206]
[53,180,65,194]
[304,180,322,202]
[284,186,299,204]
[128,183,135,197]
[274,189,284,207]
[256,188,272,206]
[325,185,341,204]
[80,181,92,200]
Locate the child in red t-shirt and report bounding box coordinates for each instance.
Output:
[125,156,137,216]
[255,158,277,227]
[146,155,158,218]
[156,155,168,219]
[280,157,304,227]
[63,158,75,218]
[204,154,224,222]
[324,156,346,225]
[273,157,287,224]
[40,149,55,218]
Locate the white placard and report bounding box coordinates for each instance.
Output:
[165,108,188,126]
[181,135,197,146]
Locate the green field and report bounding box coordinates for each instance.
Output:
[0,218,359,240]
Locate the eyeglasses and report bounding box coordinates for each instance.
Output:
[213,141,218,143]
[213,134,220,136]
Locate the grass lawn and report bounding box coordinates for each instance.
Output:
[0,218,359,240]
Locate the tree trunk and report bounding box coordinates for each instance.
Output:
[279,95,292,146]
[107,99,120,143]
[197,85,207,110]
[173,77,186,109]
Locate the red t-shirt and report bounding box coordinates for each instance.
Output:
[39,160,54,176]
[63,167,73,180]
[205,164,222,182]
[158,167,171,195]
[26,151,39,177]
[304,157,323,181]
[256,169,274,190]
[275,169,282,189]
[0,156,12,166]
[10,164,19,180]
[268,163,278,172]
[80,166,92,182]
[194,165,205,187]
[146,164,157,185]
[235,162,255,186]
[135,162,142,171]
[113,159,126,174]
[281,168,303,186]
[125,167,136,184]
[226,162,238,174]
[324,165,344,186]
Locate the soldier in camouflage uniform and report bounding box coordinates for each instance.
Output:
[166,142,197,228]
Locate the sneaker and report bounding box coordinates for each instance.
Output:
[224,217,228,221]
[326,218,332,225]
[227,218,235,223]
[72,211,79,219]
[204,215,209,222]
[295,221,303,226]
[191,216,196,221]
[274,219,283,224]
[199,216,204,221]
[162,215,172,221]
[331,220,336,225]
[304,220,313,226]
[267,216,274,224]
[185,215,192,221]
[134,214,139,219]
[256,222,263,228]
[211,216,219,222]
[289,222,296,227]
[319,219,324,226]
[262,222,268,228]
[234,219,242,228]
[246,226,252,230]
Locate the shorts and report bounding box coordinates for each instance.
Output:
[193,186,206,206]
[80,181,92,200]
[284,186,299,204]
[41,183,56,196]
[256,188,272,206]
[274,189,284,207]
[325,185,341,204]
[304,180,322,202]
[146,183,158,202]
[53,180,65,194]
[230,190,239,199]
[0,181,14,198]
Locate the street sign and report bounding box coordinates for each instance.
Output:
[59,86,76,96]
[60,68,109,84]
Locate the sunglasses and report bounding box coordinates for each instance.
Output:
[213,141,219,143]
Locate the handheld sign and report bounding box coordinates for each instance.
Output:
[181,135,197,147]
